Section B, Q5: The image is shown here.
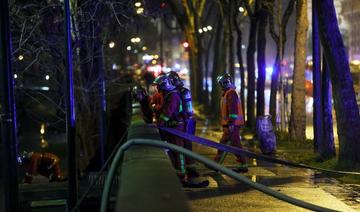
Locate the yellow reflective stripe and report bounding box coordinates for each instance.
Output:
[229,114,238,119]
[160,114,170,121]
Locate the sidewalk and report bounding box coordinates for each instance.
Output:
[186,122,359,211]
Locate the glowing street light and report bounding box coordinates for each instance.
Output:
[203,27,208,32]
[14,74,18,79]
[198,29,203,34]
[108,41,115,48]
[134,2,142,7]
[131,37,141,43]
[182,41,189,48]
[18,55,24,61]
[239,7,245,13]
[126,46,132,51]
[206,25,213,31]
[40,123,45,135]
[136,7,144,14]
[142,46,147,51]
[45,74,50,80]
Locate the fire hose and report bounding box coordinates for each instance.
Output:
[100,138,338,212]
[159,127,360,176]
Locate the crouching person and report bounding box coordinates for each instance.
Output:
[19,151,66,183]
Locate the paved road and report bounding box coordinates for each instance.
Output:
[185,128,360,212]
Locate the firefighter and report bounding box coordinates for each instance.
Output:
[166,71,199,178]
[132,85,153,123]
[215,73,248,172]
[19,151,66,183]
[153,75,187,182]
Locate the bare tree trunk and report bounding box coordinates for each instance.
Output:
[312,0,323,152]
[256,2,267,117]
[228,0,235,78]
[234,10,246,119]
[316,0,360,164]
[269,50,280,125]
[289,0,308,142]
[246,0,260,129]
[268,0,296,127]
[211,16,224,121]
[192,6,204,104]
[321,55,335,159]
[204,24,215,108]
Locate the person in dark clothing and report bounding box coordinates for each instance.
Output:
[166,71,199,178]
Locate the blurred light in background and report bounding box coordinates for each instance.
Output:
[108,41,115,48]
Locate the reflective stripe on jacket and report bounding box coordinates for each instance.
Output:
[220,88,244,126]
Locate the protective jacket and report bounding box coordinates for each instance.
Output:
[220,88,244,126]
[25,152,61,183]
[158,90,184,126]
[150,91,164,123]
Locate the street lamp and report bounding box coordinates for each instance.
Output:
[131,37,141,43]
[18,55,23,61]
[136,7,144,14]
[108,41,115,48]
[126,46,132,51]
[134,2,142,7]
[45,74,50,80]
[239,7,245,13]
[14,74,17,79]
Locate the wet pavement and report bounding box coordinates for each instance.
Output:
[185,125,360,211]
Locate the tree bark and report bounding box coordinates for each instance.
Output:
[316,0,360,164]
[246,0,260,129]
[210,16,224,121]
[268,0,296,127]
[234,8,246,120]
[321,55,336,159]
[312,0,323,152]
[256,2,267,117]
[228,0,235,78]
[269,50,280,125]
[289,0,308,142]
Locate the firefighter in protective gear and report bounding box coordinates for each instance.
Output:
[166,71,199,178]
[132,85,153,123]
[19,151,66,183]
[154,75,187,181]
[215,73,248,172]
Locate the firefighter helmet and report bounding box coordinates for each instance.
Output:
[153,75,176,91]
[18,151,33,165]
[217,73,233,89]
[166,71,184,87]
[132,85,148,101]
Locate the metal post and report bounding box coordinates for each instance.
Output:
[0,0,19,211]
[312,0,323,153]
[63,0,78,209]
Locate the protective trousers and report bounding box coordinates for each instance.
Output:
[184,118,196,166]
[162,124,186,179]
[215,126,246,164]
